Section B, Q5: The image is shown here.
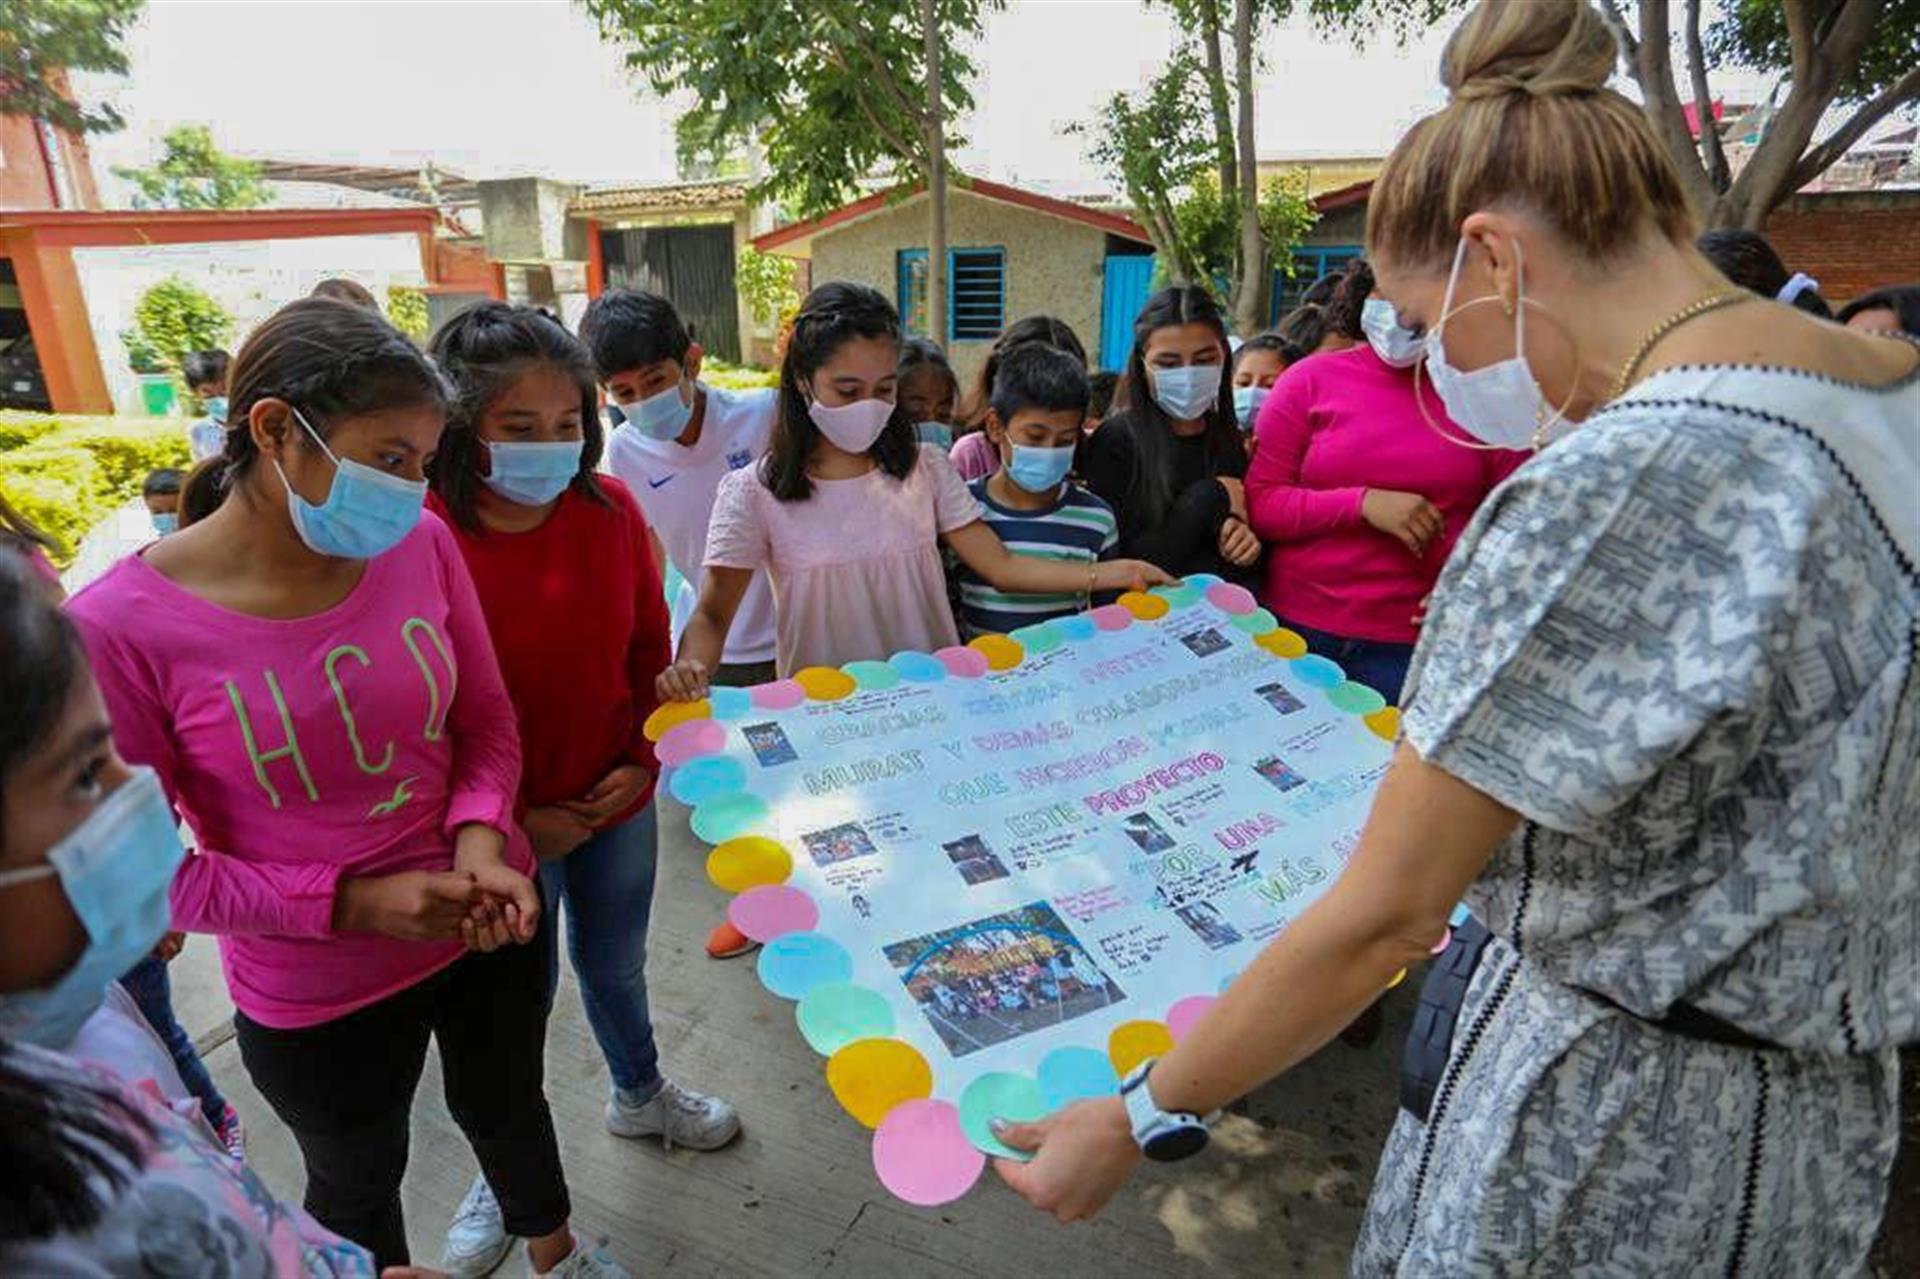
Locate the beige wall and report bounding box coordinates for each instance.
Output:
[809,189,1112,391]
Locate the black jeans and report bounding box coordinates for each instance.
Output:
[234,930,569,1268]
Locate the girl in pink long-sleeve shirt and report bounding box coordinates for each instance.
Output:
[67,298,617,1279]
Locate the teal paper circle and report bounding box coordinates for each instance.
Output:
[756,932,853,1000]
[795,983,895,1055]
[843,659,901,691]
[690,792,773,843]
[1036,1046,1119,1113]
[889,651,948,683]
[1230,607,1279,634]
[1290,654,1346,689]
[1010,622,1064,653]
[958,1071,1048,1160]
[1326,680,1387,715]
[707,686,753,720]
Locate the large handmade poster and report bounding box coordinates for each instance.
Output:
[644,579,1400,1206]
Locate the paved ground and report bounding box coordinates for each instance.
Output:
[175,796,1412,1277]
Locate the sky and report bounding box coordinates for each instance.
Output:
[74,0,1462,200]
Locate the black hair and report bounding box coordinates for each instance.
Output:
[1275,304,1331,360]
[426,302,608,530]
[897,337,959,402]
[180,349,230,390]
[0,553,81,831]
[309,278,379,311]
[1300,270,1344,307]
[765,282,916,502]
[177,459,224,529]
[1086,370,1120,420]
[1325,259,1375,341]
[989,344,1090,423]
[577,288,692,381]
[1233,332,1300,371]
[960,316,1088,432]
[1698,229,1833,317]
[141,469,183,498]
[219,297,447,486]
[1113,286,1243,532]
[1836,284,1920,337]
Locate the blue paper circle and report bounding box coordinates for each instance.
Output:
[667,755,748,806]
[1053,613,1098,643]
[1291,654,1346,689]
[1037,1046,1120,1112]
[708,686,753,720]
[889,650,948,683]
[757,931,854,1000]
[1184,572,1224,590]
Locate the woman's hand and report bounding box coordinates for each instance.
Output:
[992,1097,1141,1223]
[459,858,540,950]
[524,805,594,862]
[561,764,651,828]
[333,870,481,940]
[656,659,711,704]
[1361,488,1444,556]
[1093,560,1176,594]
[1218,516,1262,567]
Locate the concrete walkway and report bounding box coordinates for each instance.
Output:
[175,797,1408,1277]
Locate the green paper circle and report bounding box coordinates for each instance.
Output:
[1326,680,1388,715]
[957,1071,1048,1160]
[1230,607,1279,634]
[1009,622,1064,653]
[843,659,902,691]
[1152,583,1204,609]
[690,792,773,843]
[795,983,896,1055]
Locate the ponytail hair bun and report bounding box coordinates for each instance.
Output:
[1444,0,1616,103]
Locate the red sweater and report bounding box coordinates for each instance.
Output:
[429,477,669,824]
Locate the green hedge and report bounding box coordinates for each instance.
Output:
[703,360,778,391]
[0,412,191,564]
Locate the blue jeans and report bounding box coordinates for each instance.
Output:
[538,803,661,1095]
[1277,617,1416,705]
[120,952,230,1123]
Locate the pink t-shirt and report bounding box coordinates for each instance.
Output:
[1246,345,1526,644]
[948,430,999,483]
[69,513,532,1030]
[706,445,983,674]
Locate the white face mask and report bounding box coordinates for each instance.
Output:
[1361,297,1426,368]
[808,396,895,454]
[1150,364,1219,421]
[1424,238,1559,450]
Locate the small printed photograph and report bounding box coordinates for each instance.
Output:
[943,834,1010,886]
[1121,811,1176,855]
[742,721,798,767]
[1254,755,1308,793]
[1256,681,1305,716]
[1179,626,1233,659]
[1175,900,1244,951]
[802,821,879,867]
[885,901,1127,1057]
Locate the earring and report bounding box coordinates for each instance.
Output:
[1500,295,1515,318]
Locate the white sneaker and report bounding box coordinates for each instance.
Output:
[536,1235,629,1279]
[439,1173,512,1278]
[605,1078,741,1151]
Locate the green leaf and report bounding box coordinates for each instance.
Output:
[0,0,144,134]
[110,124,271,211]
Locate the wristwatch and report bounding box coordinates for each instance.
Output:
[1119,1058,1210,1162]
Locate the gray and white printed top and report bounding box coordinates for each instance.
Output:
[1403,355,1919,1056]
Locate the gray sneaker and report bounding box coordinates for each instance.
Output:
[536,1236,630,1279]
[605,1078,741,1151]
[439,1173,512,1278]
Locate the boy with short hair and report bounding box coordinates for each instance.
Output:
[953,344,1119,636]
[583,288,777,959]
[142,468,184,536]
[182,349,230,463]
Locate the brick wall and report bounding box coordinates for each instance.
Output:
[1764,191,1920,305]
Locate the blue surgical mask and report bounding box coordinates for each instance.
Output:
[1007,443,1075,494]
[0,769,185,1049]
[915,421,954,449]
[1362,297,1426,369]
[152,512,180,536]
[1231,385,1268,429]
[483,438,583,506]
[275,406,427,560]
[204,395,229,424]
[625,380,694,441]
[1150,365,1219,420]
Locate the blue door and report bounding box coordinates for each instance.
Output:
[1100,255,1156,371]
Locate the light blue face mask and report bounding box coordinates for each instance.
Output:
[203,395,229,425]
[1007,443,1076,494]
[483,438,583,507]
[1231,385,1268,429]
[1150,364,1220,421]
[624,379,694,441]
[151,512,180,536]
[914,421,954,449]
[0,769,185,1049]
[275,406,427,560]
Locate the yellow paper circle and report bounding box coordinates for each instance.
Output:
[794,666,857,701]
[1257,628,1309,659]
[1364,707,1403,742]
[1107,1020,1176,1076]
[705,836,794,893]
[825,1038,934,1128]
[1117,591,1170,620]
[642,698,712,743]
[969,633,1025,672]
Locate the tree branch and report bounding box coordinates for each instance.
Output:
[1594,0,1639,64]
[1682,0,1731,192]
[1629,0,1719,216]
[1788,62,1920,189]
[819,45,927,166]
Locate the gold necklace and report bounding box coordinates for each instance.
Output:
[1611,290,1751,401]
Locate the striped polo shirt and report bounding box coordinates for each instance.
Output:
[955,476,1119,636]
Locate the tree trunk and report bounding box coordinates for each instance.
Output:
[1197,0,1237,207]
[1230,0,1265,336]
[922,0,946,345]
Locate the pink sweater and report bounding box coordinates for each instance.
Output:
[69,513,532,1030]
[1246,345,1526,644]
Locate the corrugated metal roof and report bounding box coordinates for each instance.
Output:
[572,180,749,214]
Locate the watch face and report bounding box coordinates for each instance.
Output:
[1143,1123,1209,1163]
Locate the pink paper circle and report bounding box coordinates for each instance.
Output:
[727,883,820,942]
[1205,582,1258,615]
[872,1099,986,1206]
[655,718,726,766]
[934,646,990,678]
[1090,603,1134,632]
[1166,995,1217,1042]
[750,679,806,710]
[1430,926,1453,956]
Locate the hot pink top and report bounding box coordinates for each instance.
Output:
[68,512,532,1030]
[706,445,983,674]
[948,430,999,483]
[1246,345,1526,644]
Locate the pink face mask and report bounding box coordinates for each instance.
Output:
[808,397,896,453]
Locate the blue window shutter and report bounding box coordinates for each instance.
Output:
[947,247,1006,342]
